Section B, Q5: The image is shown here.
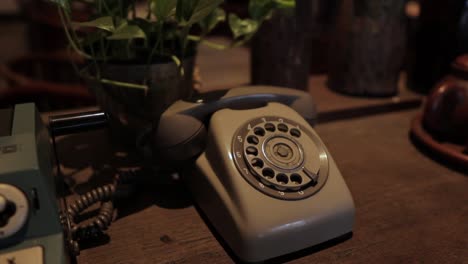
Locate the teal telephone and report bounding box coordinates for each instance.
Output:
[0,104,69,263]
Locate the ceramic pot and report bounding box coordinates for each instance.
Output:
[423,55,468,145]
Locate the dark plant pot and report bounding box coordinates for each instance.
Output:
[251,0,313,90]
[86,58,195,152]
[327,0,407,97]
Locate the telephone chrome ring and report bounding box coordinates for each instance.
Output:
[232,116,329,200]
[262,135,304,171]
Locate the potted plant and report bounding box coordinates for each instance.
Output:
[47,0,295,149]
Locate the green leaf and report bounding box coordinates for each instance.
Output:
[188,0,224,25]
[73,16,115,32]
[132,18,154,37]
[176,0,224,25]
[199,8,225,34]
[248,0,276,20]
[170,55,184,76]
[47,0,70,12]
[151,0,177,21]
[107,21,146,40]
[176,0,198,22]
[273,0,295,9]
[228,14,259,39]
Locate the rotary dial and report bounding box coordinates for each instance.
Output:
[232,116,329,200]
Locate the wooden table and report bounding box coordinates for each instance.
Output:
[53,107,467,264]
[49,38,466,263]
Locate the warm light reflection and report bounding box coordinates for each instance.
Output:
[267,219,308,235]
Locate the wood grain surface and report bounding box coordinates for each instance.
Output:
[54,109,467,264]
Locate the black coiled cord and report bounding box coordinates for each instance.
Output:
[64,170,138,256]
[67,184,115,221]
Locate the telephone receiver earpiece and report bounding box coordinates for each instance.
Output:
[153,86,317,162]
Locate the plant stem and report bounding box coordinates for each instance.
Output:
[146,0,152,19]
[62,7,83,51]
[144,23,163,86]
[66,46,82,77]
[119,0,124,18]
[146,23,163,65]
[88,43,100,79]
[100,78,149,90]
[181,26,191,58]
[99,35,107,63]
[170,55,184,76]
[57,7,91,59]
[102,0,112,14]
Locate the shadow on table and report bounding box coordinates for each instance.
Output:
[55,129,194,219]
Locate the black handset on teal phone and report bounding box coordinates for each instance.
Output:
[156,86,355,262]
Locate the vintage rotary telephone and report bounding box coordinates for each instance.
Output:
[155,86,355,262]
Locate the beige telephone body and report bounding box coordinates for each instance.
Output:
[156,86,355,262]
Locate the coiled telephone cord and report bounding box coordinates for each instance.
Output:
[63,170,138,256]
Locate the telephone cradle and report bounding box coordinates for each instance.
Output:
[0,86,355,263]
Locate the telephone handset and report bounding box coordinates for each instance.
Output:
[154,86,317,162]
[156,86,355,262]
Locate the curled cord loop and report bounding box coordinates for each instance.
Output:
[63,170,139,256]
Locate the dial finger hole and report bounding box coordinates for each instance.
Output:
[262,168,275,179]
[251,158,264,169]
[290,128,301,138]
[246,146,258,156]
[264,123,275,132]
[247,135,259,145]
[290,173,303,184]
[254,127,266,136]
[278,123,288,132]
[276,173,289,185]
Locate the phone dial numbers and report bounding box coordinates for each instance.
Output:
[232,116,329,200]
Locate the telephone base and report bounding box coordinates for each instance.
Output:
[186,103,355,262]
[189,154,354,262]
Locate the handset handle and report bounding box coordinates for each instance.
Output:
[164,86,316,124]
[155,86,317,162]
